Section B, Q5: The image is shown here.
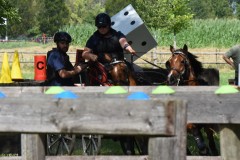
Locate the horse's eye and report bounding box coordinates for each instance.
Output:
[165,61,170,69]
[181,60,185,64]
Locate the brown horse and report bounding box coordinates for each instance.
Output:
[87,53,137,86]
[85,53,146,155]
[165,44,219,156]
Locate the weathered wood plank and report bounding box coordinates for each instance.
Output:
[0,98,182,135]
[21,134,45,160]
[46,156,148,160]
[0,156,224,160]
[220,124,240,160]
[187,156,222,160]
[151,93,240,124]
[0,156,223,160]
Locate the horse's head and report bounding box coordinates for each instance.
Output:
[88,53,137,86]
[165,44,192,85]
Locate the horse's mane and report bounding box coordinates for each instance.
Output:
[179,49,204,77]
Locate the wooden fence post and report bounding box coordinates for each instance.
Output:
[220,124,240,160]
[21,134,46,160]
[148,100,187,160]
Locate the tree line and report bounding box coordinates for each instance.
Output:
[1,0,240,39]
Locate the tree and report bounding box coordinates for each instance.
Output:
[188,0,215,19]
[65,0,105,25]
[0,0,20,38]
[105,0,136,16]
[7,0,41,38]
[38,0,70,36]
[135,0,193,47]
[189,0,233,19]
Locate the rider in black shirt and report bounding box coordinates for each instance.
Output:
[82,13,136,63]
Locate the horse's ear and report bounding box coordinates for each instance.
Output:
[183,44,188,52]
[170,45,175,53]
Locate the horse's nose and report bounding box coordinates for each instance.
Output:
[167,75,177,85]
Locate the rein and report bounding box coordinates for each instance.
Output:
[133,54,163,69]
[88,62,112,86]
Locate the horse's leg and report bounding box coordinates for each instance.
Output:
[129,73,137,86]
[204,125,219,156]
[187,123,210,155]
[119,136,135,155]
[134,136,148,155]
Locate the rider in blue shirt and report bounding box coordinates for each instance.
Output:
[46,31,86,86]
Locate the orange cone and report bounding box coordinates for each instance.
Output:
[34,55,46,81]
[0,52,13,83]
[11,50,23,81]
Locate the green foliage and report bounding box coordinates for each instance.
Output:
[38,0,70,36]
[65,0,105,25]
[60,23,95,46]
[8,0,41,37]
[0,0,20,36]
[58,19,240,49]
[135,0,193,34]
[154,19,240,48]
[0,0,20,23]
[189,0,233,19]
[105,0,135,16]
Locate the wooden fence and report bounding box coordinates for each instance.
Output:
[0,86,187,160]
[0,51,226,66]
[0,86,240,160]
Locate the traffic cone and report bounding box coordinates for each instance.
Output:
[11,50,23,81]
[0,52,13,83]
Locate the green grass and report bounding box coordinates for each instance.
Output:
[220,70,235,85]
[0,41,42,49]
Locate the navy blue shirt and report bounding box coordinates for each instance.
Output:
[46,48,74,86]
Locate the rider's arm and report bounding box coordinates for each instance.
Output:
[119,37,136,55]
[82,47,98,62]
[222,55,234,68]
[58,65,84,78]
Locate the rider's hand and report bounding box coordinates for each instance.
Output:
[89,54,98,62]
[124,45,136,55]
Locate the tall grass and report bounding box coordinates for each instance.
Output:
[60,19,240,49]
[61,23,95,47]
[153,19,240,48]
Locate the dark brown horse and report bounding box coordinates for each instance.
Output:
[87,52,137,86]
[165,44,219,156]
[84,52,146,155]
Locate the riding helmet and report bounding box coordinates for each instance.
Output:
[53,31,72,43]
[95,13,111,27]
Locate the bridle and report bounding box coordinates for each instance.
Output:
[106,59,130,85]
[166,51,193,86]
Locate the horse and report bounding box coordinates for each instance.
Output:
[86,52,137,86]
[82,52,150,155]
[165,44,219,156]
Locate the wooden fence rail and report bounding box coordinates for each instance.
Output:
[0,89,186,160]
[0,86,239,160]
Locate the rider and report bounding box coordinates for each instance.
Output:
[82,12,136,65]
[46,31,87,86]
[82,13,139,154]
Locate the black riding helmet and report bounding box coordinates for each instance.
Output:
[95,13,111,27]
[54,31,72,43]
